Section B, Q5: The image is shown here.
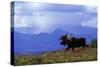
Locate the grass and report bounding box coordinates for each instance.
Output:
[14,47,97,66]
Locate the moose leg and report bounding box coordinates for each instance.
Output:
[72,47,74,52]
[82,46,85,48]
[64,47,70,52]
[86,45,89,48]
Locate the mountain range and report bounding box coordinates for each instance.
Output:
[11,26,97,53]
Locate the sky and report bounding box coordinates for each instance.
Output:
[11,1,97,34]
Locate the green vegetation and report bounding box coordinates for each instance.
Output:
[91,38,97,48]
[14,48,97,66]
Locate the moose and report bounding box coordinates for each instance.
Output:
[60,34,88,52]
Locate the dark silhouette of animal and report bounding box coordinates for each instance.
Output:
[60,34,88,52]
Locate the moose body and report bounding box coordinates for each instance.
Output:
[60,34,88,52]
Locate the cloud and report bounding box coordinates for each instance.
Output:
[83,5,97,13]
[14,15,38,27]
[12,2,97,34]
[81,17,97,28]
[14,2,97,16]
[14,12,95,34]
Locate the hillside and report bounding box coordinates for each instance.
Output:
[14,47,97,66]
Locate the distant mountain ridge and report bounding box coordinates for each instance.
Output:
[11,27,97,53]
